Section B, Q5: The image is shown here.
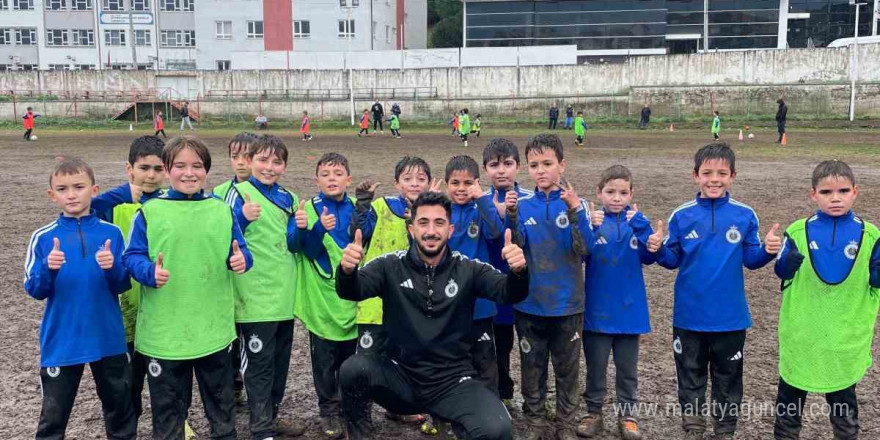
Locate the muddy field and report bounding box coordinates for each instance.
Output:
[2,127,880,439]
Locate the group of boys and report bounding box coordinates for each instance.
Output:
[25,128,880,440]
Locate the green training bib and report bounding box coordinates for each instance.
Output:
[136,197,236,360]
[113,202,142,343]
[356,197,409,325]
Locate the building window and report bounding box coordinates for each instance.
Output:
[0,0,7,9]
[71,29,94,46]
[216,60,230,70]
[46,29,68,46]
[71,0,92,10]
[161,29,195,47]
[16,28,37,45]
[293,20,310,38]
[371,20,376,39]
[0,29,11,45]
[47,63,69,70]
[46,0,65,10]
[13,0,34,10]
[102,0,122,10]
[339,0,358,6]
[385,25,390,43]
[104,29,126,46]
[247,20,263,38]
[132,0,149,10]
[338,19,355,38]
[134,29,150,45]
[160,0,193,12]
[215,20,231,39]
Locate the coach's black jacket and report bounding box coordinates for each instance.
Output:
[336,246,529,389]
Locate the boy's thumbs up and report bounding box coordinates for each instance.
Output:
[504,228,513,246]
[154,252,169,287]
[229,240,246,274]
[97,239,114,270]
[48,237,65,269]
[354,229,363,246]
[298,199,305,211]
[322,206,328,216]
[647,220,666,253]
[104,239,112,250]
[765,223,782,254]
[232,239,241,254]
[156,252,164,267]
[53,237,60,251]
[769,223,780,236]
[244,193,251,204]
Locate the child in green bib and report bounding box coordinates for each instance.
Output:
[294,152,358,439]
[213,132,258,200]
[773,160,880,440]
[227,134,307,439]
[122,136,253,440]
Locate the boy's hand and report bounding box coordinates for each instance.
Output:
[154,252,170,287]
[782,248,805,276]
[295,200,308,229]
[130,184,143,203]
[626,203,639,222]
[647,220,666,253]
[320,207,337,230]
[229,240,247,274]
[589,202,604,227]
[242,193,262,221]
[429,178,444,193]
[467,180,485,201]
[356,180,380,203]
[559,180,580,210]
[505,190,518,214]
[96,239,114,270]
[48,237,65,270]
[501,229,527,273]
[765,223,782,254]
[404,197,413,220]
[341,229,364,274]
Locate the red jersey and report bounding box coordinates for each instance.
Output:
[154,114,164,130]
[23,111,35,129]
[300,115,310,133]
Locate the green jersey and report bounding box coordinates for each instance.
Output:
[232,181,298,323]
[389,115,400,130]
[113,202,143,343]
[356,197,409,325]
[136,197,236,360]
[212,178,238,200]
[712,116,721,134]
[778,218,880,392]
[459,114,471,134]
[294,197,358,341]
[574,116,586,136]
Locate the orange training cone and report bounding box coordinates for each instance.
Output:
[738,129,743,141]
[781,133,787,146]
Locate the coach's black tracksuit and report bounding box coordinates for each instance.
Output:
[336,246,529,440]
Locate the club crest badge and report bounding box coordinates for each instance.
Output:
[46,367,60,378]
[445,279,459,298]
[148,359,162,377]
[360,331,374,349]
[467,222,480,238]
[726,226,742,244]
[520,338,532,354]
[555,212,570,229]
[630,236,639,250]
[248,335,264,353]
[845,241,859,260]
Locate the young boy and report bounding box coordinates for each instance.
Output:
[773,160,880,440]
[712,111,721,140]
[389,113,401,138]
[482,138,533,407]
[23,106,40,140]
[450,113,459,136]
[123,136,253,440]
[574,111,587,146]
[91,135,166,422]
[226,134,305,439]
[472,114,482,138]
[444,155,505,394]
[577,165,655,440]
[302,110,313,141]
[295,153,359,439]
[507,134,595,440]
[459,108,471,147]
[358,110,370,137]
[647,142,780,438]
[353,156,437,427]
[26,157,136,439]
[154,111,166,138]
[213,132,258,200]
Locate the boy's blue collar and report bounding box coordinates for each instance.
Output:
[248,176,279,192]
[534,187,562,200]
[695,192,730,206]
[57,209,98,226]
[317,192,350,205]
[165,188,207,200]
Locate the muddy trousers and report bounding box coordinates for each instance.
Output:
[493,323,515,400]
[471,318,499,395]
[126,342,147,420]
[514,311,583,429]
[310,332,357,418]
[673,327,745,435]
[239,320,295,440]
[146,345,236,440]
[340,354,512,440]
[582,332,640,417]
[774,378,858,440]
[37,353,136,440]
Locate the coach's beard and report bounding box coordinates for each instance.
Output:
[416,235,446,259]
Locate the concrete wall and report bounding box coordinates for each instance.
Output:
[2,45,879,119]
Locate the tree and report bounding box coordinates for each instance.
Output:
[428,0,463,48]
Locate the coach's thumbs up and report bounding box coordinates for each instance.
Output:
[765,223,782,255]
[243,193,262,221]
[229,240,247,274]
[647,220,666,253]
[320,206,337,230]
[295,199,308,229]
[341,229,364,274]
[154,252,170,288]
[48,237,65,270]
[97,239,114,270]
[502,229,526,273]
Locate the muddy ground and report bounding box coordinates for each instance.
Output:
[2,127,879,439]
